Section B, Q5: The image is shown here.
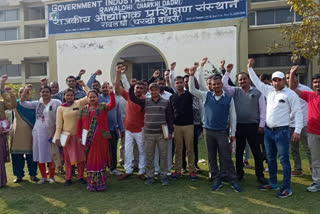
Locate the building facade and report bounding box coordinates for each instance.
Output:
[0,0,318,94]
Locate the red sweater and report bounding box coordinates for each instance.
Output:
[301,91,320,135]
[121,90,144,133]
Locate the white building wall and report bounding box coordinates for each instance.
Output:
[56,26,237,89]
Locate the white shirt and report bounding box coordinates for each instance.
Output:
[188,76,237,136]
[248,68,303,134]
[289,83,313,128]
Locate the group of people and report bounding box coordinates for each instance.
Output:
[0,57,319,198]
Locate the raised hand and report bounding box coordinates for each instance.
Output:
[170,62,176,71]
[184,68,190,75]
[226,64,233,73]
[95,69,102,75]
[121,65,127,75]
[40,78,48,86]
[130,78,137,87]
[220,60,226,70]
[153,70,160,78]
[194,62,199,68]
[78,69,86,76]
[200,57,208,67]
[290,65,299,74]
[25,84,33,90]
[116,65,122,75]
[189,66,197,76]
[248,58,254,68]
[1,75,8,83]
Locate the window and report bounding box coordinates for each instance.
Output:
[132,62,166,80]
[250,8,301,26]
[24,6,45,21]
[0,64,21,77]
[27,62,47,76]
[248,53,306,67]
[0,9,19,22]
[0,28,19,41]
[24,25,46,39]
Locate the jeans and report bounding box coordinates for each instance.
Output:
[11,153,38,178]
[264,127,291,189]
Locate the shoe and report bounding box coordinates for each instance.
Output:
[190,172,198,181]
[144,177,155,185]
[257,177,268,185]
[306,183,320,192]
[161,177,169,186]
[259,184,279,191]
[13,178,23,183]
[138,174,147,180]
[154,171,159,176]
[37,178,47,184]
[211,180,222,191]
[291,170,303,177]
[265,167,269,172]
[117,173,131,180]
[64,180,72,186]
[30,176,40,182]
[277,188,293,198]
[243,160,252,169]
[231,182,243,192]
[110,169,123,176]
[169,172,181,180]
[77,178,87,184]
[49,178,55,184]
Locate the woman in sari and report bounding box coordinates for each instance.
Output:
[77,87,115,191]
[54,80,89,186]
[20,84,61,184]
[0,75,17,187]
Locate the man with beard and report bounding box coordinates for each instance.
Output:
[289,67,320,192]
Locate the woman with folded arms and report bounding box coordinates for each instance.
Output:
[54,80,89,186]
[0,75,17,188]
[20,84,61,184]
[77,87,115,191]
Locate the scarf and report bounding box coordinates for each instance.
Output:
[13,100,36,128]
[61,101,74,107]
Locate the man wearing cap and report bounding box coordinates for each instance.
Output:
[129,82,174,185]
[289,67,320,192]
[248,59,303,198]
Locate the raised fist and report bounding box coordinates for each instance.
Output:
[200,57,208,67]
[170,62,176,70]
[95,69,102,76]
[79,69,86,76]
[153,70,160,78]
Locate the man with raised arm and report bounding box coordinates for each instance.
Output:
[285,71,313,177]
[188,66,242,192]
[248,59,303,198]
[222,62,267,185]
[289,67,320,192]
[115,64,146,180]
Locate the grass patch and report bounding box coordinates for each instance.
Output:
[0,138,318,214]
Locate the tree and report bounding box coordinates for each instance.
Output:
[268,0,320,63]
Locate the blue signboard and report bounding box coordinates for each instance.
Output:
[48,0,247,35]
